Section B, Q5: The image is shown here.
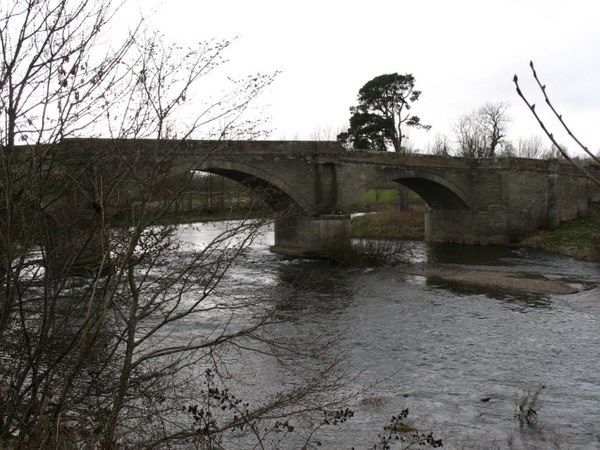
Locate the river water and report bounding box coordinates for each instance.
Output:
[176,221,600,449]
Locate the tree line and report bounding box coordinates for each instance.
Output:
[337,72,580,160]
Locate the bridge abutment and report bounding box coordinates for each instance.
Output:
[271,214,351,258]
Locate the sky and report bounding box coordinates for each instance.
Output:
[134,0,600,153]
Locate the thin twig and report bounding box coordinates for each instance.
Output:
[513,67,600,187]
[529,61,600,165]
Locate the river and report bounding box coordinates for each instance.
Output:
[176,221,600,449]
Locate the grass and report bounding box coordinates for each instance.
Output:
[357,188,423,205]
[520,214,600,261]
[357,188,400,203]
[353,189,425,241]
[351,208,424,240]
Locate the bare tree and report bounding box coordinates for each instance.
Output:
[428,133,453,156]
[497,136,547,159]
[453,101,511,158]
[0,1,351,448]
[454,113,483,158]
[515,135,546,159]
[479,101,511,156]
[310,124,342,141]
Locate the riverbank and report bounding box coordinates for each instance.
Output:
[351,210,600,263]
[518,215,600,262]
[351,208,424,240]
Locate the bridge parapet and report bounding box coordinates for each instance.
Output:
[56,138,344,158]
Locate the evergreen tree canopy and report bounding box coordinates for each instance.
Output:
[338,73,430,152]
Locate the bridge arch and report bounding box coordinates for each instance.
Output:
[347,169,472,211]
[195,159,313,213]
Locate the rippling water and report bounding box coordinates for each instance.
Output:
[176,222,600,449]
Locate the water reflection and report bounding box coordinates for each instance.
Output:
[426,242,520,265]
[268,261,356,325]
[424,278,555,311]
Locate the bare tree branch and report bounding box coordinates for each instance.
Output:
[0,2,355,448]
[527,61,600,165]
[513,63,600,186]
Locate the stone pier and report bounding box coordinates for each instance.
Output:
[424,209,509,245]
[271,214,351,258]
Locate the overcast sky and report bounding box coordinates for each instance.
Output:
[138,0,600,153]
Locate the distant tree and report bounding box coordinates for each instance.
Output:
[338,73,430,152]
[453,113,485,158]
[454,101,510,158]
[515,135,546,159]
[545,144,568,160]
[500,141,516,158]
[478,101,511,155]
[428,133,453,156]
[310,124,339,140]
[495,135,563,160]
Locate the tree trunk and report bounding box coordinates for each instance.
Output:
[398,185,410,212]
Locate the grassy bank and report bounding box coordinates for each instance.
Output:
[519,215,600,261]
[351,187,425,240]
[351,208,424,240]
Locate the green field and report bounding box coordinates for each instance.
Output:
[357,189,399,203]
[357,188,422,204]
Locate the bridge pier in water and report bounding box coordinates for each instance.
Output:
[45,224,110,277]
[44,190,111,278]
[271,214,351,258]
[424,209,510,245]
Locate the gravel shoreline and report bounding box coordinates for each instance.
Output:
[397,263,598,295]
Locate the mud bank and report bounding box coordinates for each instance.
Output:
[397,263,598,295]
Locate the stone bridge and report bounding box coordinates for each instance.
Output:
[58,138,599,257]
